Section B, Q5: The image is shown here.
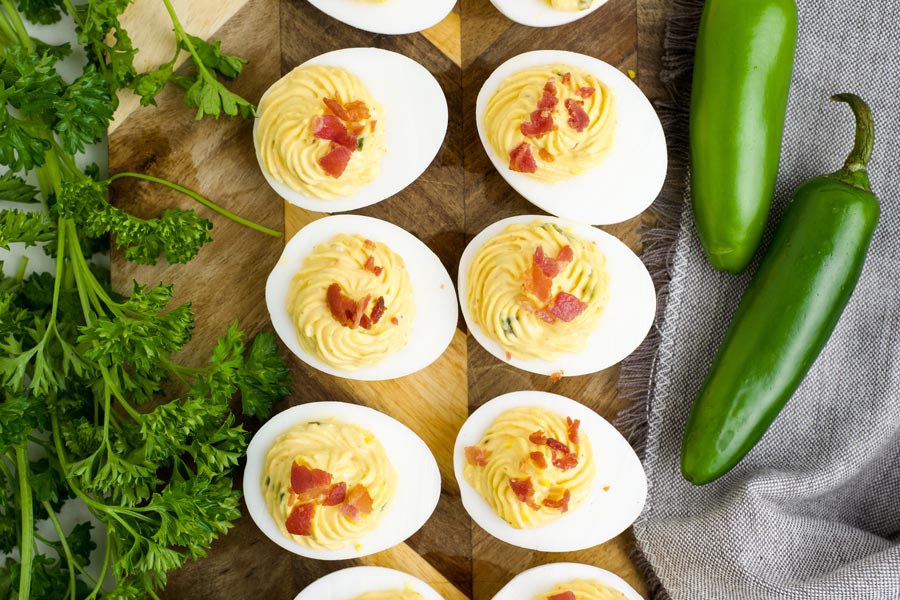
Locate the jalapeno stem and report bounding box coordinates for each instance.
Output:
[831,93,874,179]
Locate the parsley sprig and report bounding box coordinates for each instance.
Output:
[0,1,291,599]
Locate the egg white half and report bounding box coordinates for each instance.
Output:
[489,0,609,28]
[293,566,445,600]
[267,214,458,380]
[253,48,448,213]
[492,562,644,600]
[244,402,442,560]
[476,50,667,225]
[454,391,647,552]
[458,215,655,377]
[307,0,456,35]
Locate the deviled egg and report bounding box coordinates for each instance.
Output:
[454,391,647,552]
[489,0,609,28]
[292,566,445,600]
[492,563,643,600]
[476,50,666,225]
[245,402,441,560]
[254,48,447,213]
[458,215,655,378]
[266,214,458,380]
[307,0,456,36]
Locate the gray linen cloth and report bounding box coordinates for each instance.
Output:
[627,1,900,598]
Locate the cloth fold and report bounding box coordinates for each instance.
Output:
[621,1,900,598]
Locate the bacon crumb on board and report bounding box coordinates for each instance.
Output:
[550,370,564,382]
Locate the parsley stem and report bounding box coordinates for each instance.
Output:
[67,221,95,323]
[86,529,113,600]
[15,255,27,281]
[43,501,78,600]
[108,171,282,237]
[0,0,30,50]
[14,445,34,600]
[160,0,215,83]
[0,10,16,46]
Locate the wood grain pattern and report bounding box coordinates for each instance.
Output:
[107,0,674,598]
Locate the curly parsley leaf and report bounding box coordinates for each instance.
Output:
[15,0,65,25]
[238,331,291,419]
[0,209,57,249]
[53,64,115,154]
[0,172,38,203]
[180,33,247,81]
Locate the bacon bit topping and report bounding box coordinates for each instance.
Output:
[312,115,358,151]
[343,100,371,122]
[556,245,574,262]
[550,370,564,382]
[549,292,588,322]
[390,317,399,326]
[562,72,572,85]
[465,446,490,467]
[369,296,386,324]
[508,477,540,509]
[342,484,374,520]
[528,263,553,304]
[542,489,571,513]
[363,255,383,276]
[322,482,347,506]
[323,97,350,120]
[534,245,573,278]
[565,98,590,132]
[520,109,556,138]
[291,463,332,495]
[326,283,381,330]
[548,591,576,600]
[363,239,377,250]
[318,143,353,178]
[285,502,315,536]
[551,447,579,470]
[509,142,538,173]
[566,417,581,445]
[543,78,557,97]
[577,86,596,99]
[546,438,568,453]
[370,120,377,132]
[505,351,512,361]
[529,451,547,469]
[536,309,556,323]
[529,430,548,445]
[538,148,555,162]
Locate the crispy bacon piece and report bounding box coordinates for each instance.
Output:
[529,430,548,445]
[352,294,371,329]
[348,123,366,137]
[343,100,371,122]
[548,591,576,600]
[546,438,569,453]
[565,98,590,132]
[566,417,581,445]
[341,484,374,520]
[561,72,572,85]
[291,463,332,495]
[465,446,490,467]
[538,148,555,162]
[543,78,557,97]
[369,296,386,324]
[542,489,571,513]
[549,292,587,322]
[535,309,556,323]
[551,447,579,470]
[520,109,556,138]
[508,477,540,509]
[528,263,553,304]
[323,97,350,121]
[370,120,377,132]
[390,316,399,326]
[318,143,353,178]
[322,482,347,506]
[529,451,547,469]
[537,91,558,112]
[556,245,574,262]
[312,115,358,151]
[285,502,315,536]
[534,245,573,278]
[363,256,383,276]
[509,142,538,173]
[550,370,564,382]
[364,239,377,250]
[577,86,596,99]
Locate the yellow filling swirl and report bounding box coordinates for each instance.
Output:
[287,233,415,370]
[467,221,608,361]
[257,65,386,200]
[262,420,396,550]
[463,406,594,529]
[484,63,615,183]
[536,579,629,600]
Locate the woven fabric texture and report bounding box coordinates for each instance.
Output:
[630,2,900,598]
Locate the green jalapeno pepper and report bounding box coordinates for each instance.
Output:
[681,94,880,485]
[690,0,798,273]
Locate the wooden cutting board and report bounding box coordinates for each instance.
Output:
[109,1,669,598]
